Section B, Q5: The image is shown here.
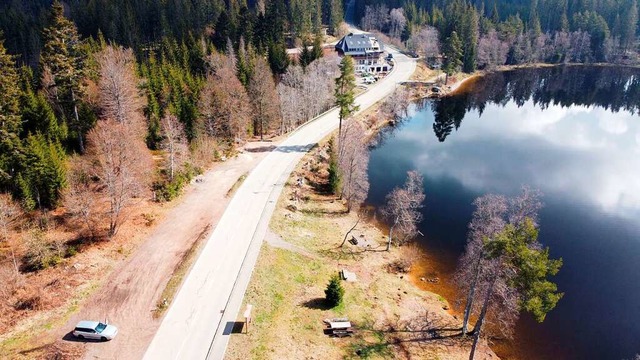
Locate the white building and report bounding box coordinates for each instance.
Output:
[335,33,391,74]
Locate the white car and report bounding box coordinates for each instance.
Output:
[73,320,118,341]
[363,77,376,84]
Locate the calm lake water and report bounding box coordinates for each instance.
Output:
[366,66,640,360]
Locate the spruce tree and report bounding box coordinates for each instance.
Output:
[267,41,290,75]
[334,56,358,138]
[324,275,345,307]
[311,30,324,61]
[462,7,479,73]
[41,1,88,152]
[20,134,67,210]
[0,37,22,189]
[443,31,463,82]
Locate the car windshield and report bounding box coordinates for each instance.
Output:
[95,323,107,333]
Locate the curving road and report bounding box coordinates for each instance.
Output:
[143,47,416,360]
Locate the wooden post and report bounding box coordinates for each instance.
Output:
[244,304,253,334]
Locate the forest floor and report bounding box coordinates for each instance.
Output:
[0,138,283,359]
[224,136,498,360]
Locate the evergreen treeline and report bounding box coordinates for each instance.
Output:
[361,0,638,69]
[0,0,334,215]
[0,0,344,66]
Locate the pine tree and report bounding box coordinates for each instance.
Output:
[329,0,344,34]
[0,37,22,189]
[20,134,67,210]
[491,2,500,23]
[300,38,313,68]
[324,275,345,307]
[213,10,235,50]
[444,31,463,82]
[334,56,359,138]
[621,0,638,51]
[41,1,88,152]
[462,6,479,73]
[311,30,324,61]
[267,41,290,75]
[528,0,542,37]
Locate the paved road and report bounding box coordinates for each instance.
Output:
[143,48,416,360]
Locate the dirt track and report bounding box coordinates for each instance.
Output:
[46,143,272,360]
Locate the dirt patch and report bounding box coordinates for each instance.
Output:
[225,139,497,360]
[0,140,274,359]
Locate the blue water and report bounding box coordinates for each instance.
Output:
[366,66,640,359]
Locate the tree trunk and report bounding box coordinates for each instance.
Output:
[387,218,397,251]
[339,216,360,248]
[72,90,84,153]
[469,277,495,360]
[462,250,484,335]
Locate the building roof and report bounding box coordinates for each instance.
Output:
[335,33,383,55]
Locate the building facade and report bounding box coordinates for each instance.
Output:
[335,33,390,74]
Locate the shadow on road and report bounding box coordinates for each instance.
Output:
[222,321,245,335]
[244,144,314,154]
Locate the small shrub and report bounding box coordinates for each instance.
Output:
[13,286,49,311]
[153,164,203,202]
[0,267,24,300]
[324,275,345,308]
[142,212,156,226]
[22,230,65,272]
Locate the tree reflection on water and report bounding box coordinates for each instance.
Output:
[432,65,640,142]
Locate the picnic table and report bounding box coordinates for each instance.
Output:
[324,318,355,337]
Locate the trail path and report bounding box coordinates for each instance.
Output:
[56,143,272,360]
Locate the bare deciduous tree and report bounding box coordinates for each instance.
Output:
[407,26,440,59]
[380,86,411,120]
[0,194,21,274]
[65,159,100,239]
[338,120,370,212]
[389,8,407,39]
[477,30,509,69]
[382,170,425,250]
[277,55,340,134]
[88,119,151,237]
[361,4,390,32]
[199,62,252,141]
[455,187,561,360]
[96,45,144,125]
[248,57,280,140]
[161,115,188,181]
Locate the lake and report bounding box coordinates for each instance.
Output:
[366,65,640,360]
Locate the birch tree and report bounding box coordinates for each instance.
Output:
[382,170,425,251]
[337,120,369,212]
[389,8,407,39]
[161,115,188,181]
